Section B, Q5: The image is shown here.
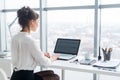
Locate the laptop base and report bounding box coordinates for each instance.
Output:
[57,56,76,61]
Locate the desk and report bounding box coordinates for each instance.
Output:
[0,57,120,80]
[48,60,120,80]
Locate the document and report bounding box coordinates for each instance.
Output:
[93,60,120,69]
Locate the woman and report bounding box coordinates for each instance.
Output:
[10,6,59,80]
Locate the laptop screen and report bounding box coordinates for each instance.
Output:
[54,38,81,55]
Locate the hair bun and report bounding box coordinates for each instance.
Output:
[17,6,30,18]
[17,6,39,28]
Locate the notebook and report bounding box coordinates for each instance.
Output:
[54,38,81,60]
[93,60,120,69]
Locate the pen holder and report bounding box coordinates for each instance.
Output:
[102,48,112,61]
[103,52,111,61]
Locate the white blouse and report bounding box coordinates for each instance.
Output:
[11,32,51,71]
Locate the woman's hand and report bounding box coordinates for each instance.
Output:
[51,54,59,62]
[44,52,59,62]
[44,52,51,58]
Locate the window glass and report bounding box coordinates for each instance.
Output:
[101,0,120,4]
[47,0,95,7]
[5,0,39,9]
[6,11,40,50]
[101,8,120,59]
[47,10,94,55]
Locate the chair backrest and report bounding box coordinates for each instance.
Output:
[0,68,8,80]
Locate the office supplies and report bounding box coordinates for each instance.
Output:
[102,48,112,61]
[54,38,80,60]
[93,60,120,69]
[80,59,96,65]
[98,46,101,61]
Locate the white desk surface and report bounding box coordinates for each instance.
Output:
[1,56,120,77]
[49,59,120,77]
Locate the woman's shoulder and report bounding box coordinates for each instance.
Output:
[12,32,35,42]
[26,36,36,43]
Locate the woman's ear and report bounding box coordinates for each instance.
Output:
[29,20,34,27]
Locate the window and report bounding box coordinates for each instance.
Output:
[5,0,39,9]
[47,0,95,7]
[47,10,94,55]
[6,11,40,50]
[101,0,120,4]
[100,8,120,59]
[1,0,120,80]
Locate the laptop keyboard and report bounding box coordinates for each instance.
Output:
[58,54,76,60]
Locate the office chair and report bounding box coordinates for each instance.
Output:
[36,70,59,80]
[0,68,8,80]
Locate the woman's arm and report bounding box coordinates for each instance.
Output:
[28,39,59,66]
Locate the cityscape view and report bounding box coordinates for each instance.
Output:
[3,0,120,80]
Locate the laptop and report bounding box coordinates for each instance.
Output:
[54,38,81,60]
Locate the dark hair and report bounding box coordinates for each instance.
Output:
[17,6,39,30]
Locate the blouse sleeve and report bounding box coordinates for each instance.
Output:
[28,39,52,67]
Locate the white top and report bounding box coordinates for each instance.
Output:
[11,32,51,71]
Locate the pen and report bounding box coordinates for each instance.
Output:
[98,46,101,60]
[108,48,112,53]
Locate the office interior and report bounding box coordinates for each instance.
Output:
[0,0,120,80]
